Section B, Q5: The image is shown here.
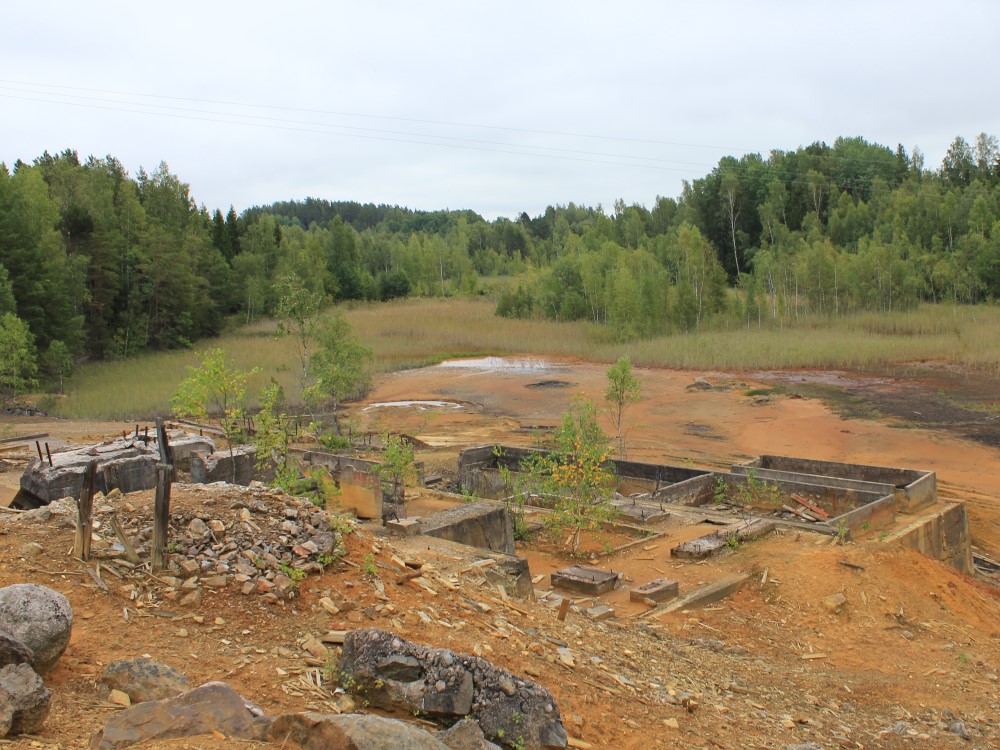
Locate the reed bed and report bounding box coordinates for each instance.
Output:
[52,298,1000,420]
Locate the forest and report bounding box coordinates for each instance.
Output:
[1,133,999,399]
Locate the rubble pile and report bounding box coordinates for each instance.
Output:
[23,483,350,607]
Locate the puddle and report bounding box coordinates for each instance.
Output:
[437,356,562,373]
[363,400,464,411]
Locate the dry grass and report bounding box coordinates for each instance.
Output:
[51,298,1000,419]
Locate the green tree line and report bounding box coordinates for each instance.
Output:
[2,134,999,400]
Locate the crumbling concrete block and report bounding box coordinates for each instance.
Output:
[19,443,156,504]
[190,446,259,486]
[420,503,514,555]
[387,518,423,536]
[630,578,679,603]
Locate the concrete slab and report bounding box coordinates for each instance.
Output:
[643,573,750,619]
[550,565,622,595]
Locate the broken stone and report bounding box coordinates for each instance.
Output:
[0,663,51,737]
[89,682,258,749]
[261,712,451,749]
[99,658,191,704]
[822,592,847,614]
[340,629,566,749]
[178,559,200,576]
[0,584,73,674]
[19,543,43,558]
[108,689,131,707]
[438,717,502,750]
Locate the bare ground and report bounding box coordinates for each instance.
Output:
[1,359,1000,749]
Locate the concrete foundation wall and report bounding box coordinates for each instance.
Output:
[336,466,384,520]
[658,471,886,518]
[887,502,973,574]
[420,502,515,555]
[743,455,936,516]
[835,494,896,538]
[458,444,708,500]
[731,465,896,498]
[752,455,926,486]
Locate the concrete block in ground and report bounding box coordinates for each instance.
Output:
[630,578,679,603]
[387,518,422,536]
[584,604,616,621]
[550,565,621,595]
[420,502,514,555]
[190,446,259,486]
[644,573,749,619]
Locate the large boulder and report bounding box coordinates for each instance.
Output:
[261,712,451,749]
[0,663,51,736]
[99,658,191,703]
[0,585,73,674]
[89,682,259,749]
[339,629,566,749]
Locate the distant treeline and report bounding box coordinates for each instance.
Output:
[1,133,999,395]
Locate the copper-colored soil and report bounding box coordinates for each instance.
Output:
[1,359,999,749]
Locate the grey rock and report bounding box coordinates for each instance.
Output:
[0,631,33,669]
[99,658,191,703]
[89,682,258,749]
[19,543,43,558]
[948,720,970,739]
[0,584,73,674]
[340,629,566,749]
[439,718,502,750]
[0,663,51,737]
[262,712,450,749]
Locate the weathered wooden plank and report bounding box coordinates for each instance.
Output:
[73,460,97,561]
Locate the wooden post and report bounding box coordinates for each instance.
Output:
[151,418,174,572]
[73,460,97,561]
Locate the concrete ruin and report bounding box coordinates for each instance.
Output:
[457,445,971,574]
[419,502,515,555]
[189,445,262,486]
[16,432,214,508]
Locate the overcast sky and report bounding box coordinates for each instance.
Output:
[3,1,998,219]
